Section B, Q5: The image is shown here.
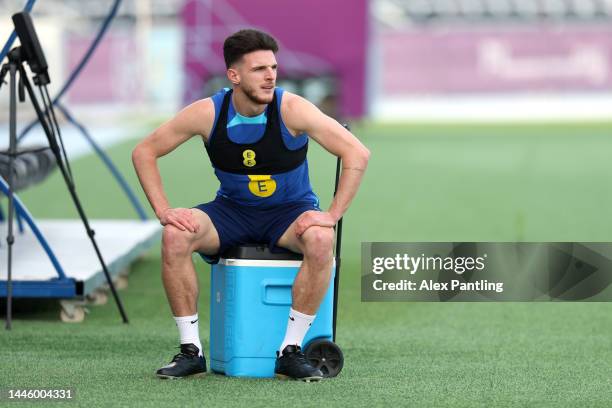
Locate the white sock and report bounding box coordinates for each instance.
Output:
[174,314,203,357]
[278,308,315,355]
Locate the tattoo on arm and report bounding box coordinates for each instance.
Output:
[342,166,366,172]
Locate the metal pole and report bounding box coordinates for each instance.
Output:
[332,123,349,341]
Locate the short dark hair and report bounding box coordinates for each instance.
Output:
[223,29,279,68]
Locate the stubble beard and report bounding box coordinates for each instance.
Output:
[241,83,274,105]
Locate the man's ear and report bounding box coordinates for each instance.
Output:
[227,68,240,86]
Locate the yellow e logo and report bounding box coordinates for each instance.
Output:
[243,150,256,167]
[247,175,276,198]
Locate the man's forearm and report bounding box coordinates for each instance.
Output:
[327,150,369,222]
[132,146,170,219]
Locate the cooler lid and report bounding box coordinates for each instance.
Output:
[220,244,303,261]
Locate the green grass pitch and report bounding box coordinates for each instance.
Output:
[2,121,612,406]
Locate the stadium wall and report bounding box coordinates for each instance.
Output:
[371,24,612,122]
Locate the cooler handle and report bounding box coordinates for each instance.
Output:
[261,279,293,306]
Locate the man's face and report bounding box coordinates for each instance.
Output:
[230,50,277,105]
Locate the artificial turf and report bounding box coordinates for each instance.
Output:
[2,121,612,406]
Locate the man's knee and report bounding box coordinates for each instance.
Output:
[162,225,194,258]
[301,226,334,265]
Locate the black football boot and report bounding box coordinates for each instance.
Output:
[274,345,324,382]
[156,343,206,379]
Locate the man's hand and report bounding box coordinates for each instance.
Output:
[158,208,199,233]
[294,210,337,237]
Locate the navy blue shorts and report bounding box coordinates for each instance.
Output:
[193,196,319,263]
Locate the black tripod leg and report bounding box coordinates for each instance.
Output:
[18,64,129,324]
[4,62,18,330]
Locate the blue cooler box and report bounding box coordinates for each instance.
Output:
[210,246,335,377]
